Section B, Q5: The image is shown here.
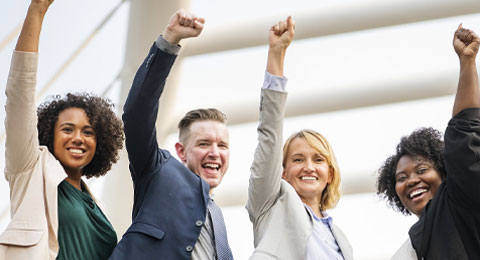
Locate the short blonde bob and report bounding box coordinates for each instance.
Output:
[282,129,341,211]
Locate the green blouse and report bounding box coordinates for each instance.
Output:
[56,180,117,260]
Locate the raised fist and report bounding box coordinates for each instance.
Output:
[269,16,295,50]
[163,9,205,45]
[453,24,480,59]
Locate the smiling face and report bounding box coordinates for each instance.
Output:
[282,137,332,206]
[175,120,230,191]
[395,155,443,216]
[53,107,96,176]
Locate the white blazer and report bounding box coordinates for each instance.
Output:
[246,89,354,260]
[0,51,107,260]
[391,239,417,260]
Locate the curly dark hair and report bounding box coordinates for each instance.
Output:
[376,127,446,215]
[37,93,124,178]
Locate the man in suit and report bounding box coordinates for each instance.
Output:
[109,9,233,260]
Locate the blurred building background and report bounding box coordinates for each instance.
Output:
[1,0,479,259]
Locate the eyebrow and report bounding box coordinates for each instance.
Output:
[395,162,432,176]
[59,122,93,129]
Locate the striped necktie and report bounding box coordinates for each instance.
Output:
[208,199,234,260]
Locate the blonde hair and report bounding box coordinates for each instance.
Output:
[282,129,341,211]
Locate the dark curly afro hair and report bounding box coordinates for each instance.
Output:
[37,93,124,178]
[376,127,446,215]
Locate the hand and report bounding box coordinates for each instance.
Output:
[453,24,480,60]
[162,9,205,45]
[30,0,54,13]
[269,16,295,51]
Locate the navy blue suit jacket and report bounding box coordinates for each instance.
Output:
[109,43,210,260]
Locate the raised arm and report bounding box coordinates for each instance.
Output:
[122,9,204,178]
[247,17,295,220]
[15,0,53,52]
[5,0,53,177]
[444,25,480,208]
[452,24,480,116]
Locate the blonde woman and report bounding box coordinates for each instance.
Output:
[246,16,353,260]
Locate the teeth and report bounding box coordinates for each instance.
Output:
[69,148,84,154]
[410,189,427,199]
[204,163,219,170]
[301,176,317,181]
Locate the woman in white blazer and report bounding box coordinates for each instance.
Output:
[246,16,354,260]
[0,1,124,259]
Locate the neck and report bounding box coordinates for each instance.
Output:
[64,170,83,190]
[302,197,323,218]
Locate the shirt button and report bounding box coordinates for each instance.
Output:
[186,245,193,252]
[195,220,203,227]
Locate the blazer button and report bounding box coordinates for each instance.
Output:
[89,203,95,209]
[195,220,203,227]
[186,245,193,252]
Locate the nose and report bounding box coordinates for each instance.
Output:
[406,174,421,187]
[71,130,84,145]
[303,159,315,172]
[208,144,220,158]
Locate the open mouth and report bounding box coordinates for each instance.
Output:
[68,148,85,155]
[203,163,220,172]
[300,176,318,181]
[409,188,427,199]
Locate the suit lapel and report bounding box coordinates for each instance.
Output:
[42,149,68,240]
[331,223,354,260]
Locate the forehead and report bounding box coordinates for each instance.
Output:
[396,155,431,172]
[287,137,321,156]
[56,107,90,125]
[187,120,229,142]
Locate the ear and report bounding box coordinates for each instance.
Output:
[175,142,187,163]
[327,167,334,184]
[281,169,287,180]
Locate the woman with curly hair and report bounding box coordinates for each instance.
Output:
[0,0,124,259]
[377,25,480,259]
[246,17,353,260]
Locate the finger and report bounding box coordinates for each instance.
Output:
[472,31,480,43]
[178,13,186,26]
[279,20,287,35]
[454,23,464,40]
[196,17,205,25]
[183,12,193,27]
[287,16,295,35]
[274,23,281,35]
[193,20,204,31]
[191,13,198,27]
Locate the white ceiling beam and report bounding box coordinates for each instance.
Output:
[183,0,480,56]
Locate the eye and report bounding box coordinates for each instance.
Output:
[293,158,303,162]
[62,127,73,133]
[417,168,428,174]
[83,129,95,136]
[198,142,209,147]
[219,143,229,149]
[315,157,325,163]
[396,175,407,182]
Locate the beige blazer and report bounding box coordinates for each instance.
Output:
[246,89,354,260]
[391,238,417,260]
[0,51,106,260]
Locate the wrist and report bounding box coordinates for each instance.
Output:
[162,29,181,45]
[269,45,287,55]
[459,55,477,66]
[28,2,50,17]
